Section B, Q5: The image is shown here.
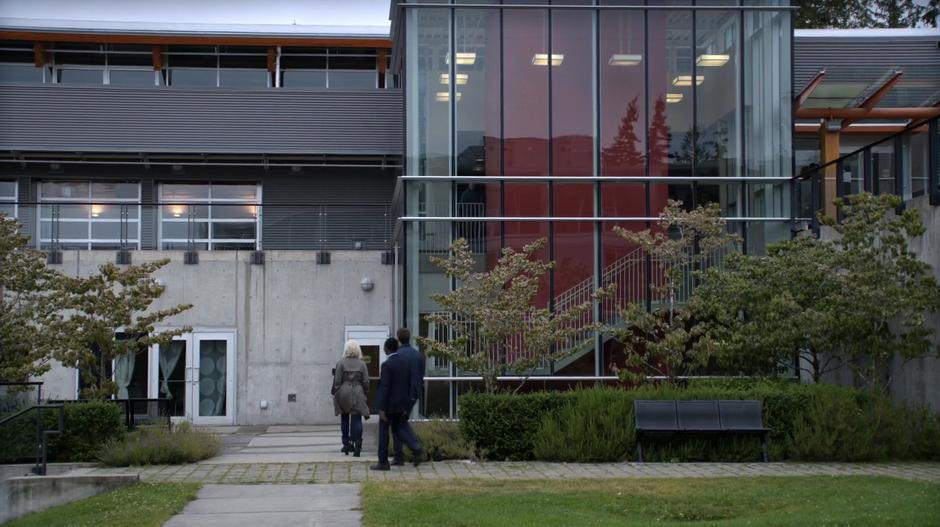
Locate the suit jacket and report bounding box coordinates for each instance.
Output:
[374,352,413,414]
[396,344,426,402]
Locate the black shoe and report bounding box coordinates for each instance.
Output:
[353,440,362,458]
[370,463,390,471]
[412,449,425,467]
[391,458,405,466]
[341,441,351,455]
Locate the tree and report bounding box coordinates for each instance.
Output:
[602,97,644,173]
[608,201,740,385]
[648,97,670,172]
[417,238,607,394]
[54,259,193,399]
[0,215,67,381]
[795,0,936,28]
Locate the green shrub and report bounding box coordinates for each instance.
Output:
[460,391,575,460]
[462,381,940,462]
[99,422,221,466]
[49,401,125,462]
[407,420,475,461]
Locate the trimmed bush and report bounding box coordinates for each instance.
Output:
[99,421,221,466]
[49,401,126,462]
[462,381,940,462]
[407,420,475,461]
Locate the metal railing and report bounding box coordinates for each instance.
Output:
[0,381,64,475]
[5,202,393,252]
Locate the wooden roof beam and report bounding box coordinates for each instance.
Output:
[796,107,940,120]
[794,70,825,109]
[841,69,904,128]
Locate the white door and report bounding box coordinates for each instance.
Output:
[151,331,236,425]
[344,326,389,414]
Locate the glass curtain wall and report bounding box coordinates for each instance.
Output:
[401,1,794,415]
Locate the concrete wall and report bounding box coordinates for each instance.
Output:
[817,195,940,412]
[1,473,138,524]
[37,250,393,424]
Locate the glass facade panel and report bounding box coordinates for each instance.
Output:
[328,70,376,88]
[39,180,140,250]
[695,10,740,178]
[552,10,594,178]
[170,68,217,87]
[108,69,156,86]
[0,63,43,82]
[503,9,548,177]
[219,69,270,88]
[600,10,645,178]
[455,8,501,179]
[0,180,17,219]
[158,183,260,250]
[281,70,327,88]
[405,8,451,177]
[58,68,104,84]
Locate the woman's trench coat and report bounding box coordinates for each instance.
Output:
[332,357,370,416]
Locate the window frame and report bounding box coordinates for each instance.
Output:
[158,182,262,251]
[37,180,142,250]
[0,179,17,219]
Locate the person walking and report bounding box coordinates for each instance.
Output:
[390,327,425,465]
[333,339,370,457]
[371,337,423,471]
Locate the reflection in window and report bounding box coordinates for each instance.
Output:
[159,182,260,250]
[405,8,451,177]
[455,8,500,178]
[695,10,740,178]
[0,63,44,83]
[58,68,105,84]
[0,180,16,218]
[39,180,140,250]
[108,69,158,86]
[649,10,692,178]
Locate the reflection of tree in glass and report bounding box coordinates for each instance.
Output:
[648,98,669,171]
[602,96,643,173]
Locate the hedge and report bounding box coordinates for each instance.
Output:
[460,381,940,462]
[0,400,125,463]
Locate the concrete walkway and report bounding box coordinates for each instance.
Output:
[202,424,380,464]
[164,484,361,527]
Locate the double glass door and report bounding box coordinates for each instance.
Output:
[150,332,235,425]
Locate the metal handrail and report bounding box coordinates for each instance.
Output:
[0,403,64,475]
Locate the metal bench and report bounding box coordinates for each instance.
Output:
[634,400,771,462]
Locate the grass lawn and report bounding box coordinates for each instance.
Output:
[4,482,199,527]
[362,476,940,526]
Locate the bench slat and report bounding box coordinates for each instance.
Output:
[718,400,768,431]
[677,400,722,431]
[634,400,678,431]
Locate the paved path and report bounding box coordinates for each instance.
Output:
[163,484,361,527]
[201,424,380,464]
[83,461,940,485]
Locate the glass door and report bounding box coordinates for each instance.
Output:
[191,333,235,425]
[153,337,188,419]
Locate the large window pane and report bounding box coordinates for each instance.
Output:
[41,181,88,199]
[600,10,645,178]
[108,69,156,86]
[170,68,217,87]
[0,64,43,83]
[211,184,257,200]
[162,184,209,201]
[744,10,792,178]
[58,68,103,84]
[552,10,594,178]
[328,70,376,88]
[406,8,451,177]
[695,11,740,178]
[503,9,548,177]
[92,182,139,200]
[219,69,269,88]
[648,11,692,178]
[281,70,327,88]
[455,8,501,178]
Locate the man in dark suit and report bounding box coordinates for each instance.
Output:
[391,328,425,465]
[371,337,423,471]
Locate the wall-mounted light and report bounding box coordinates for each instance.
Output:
[248,205,258,217]
[91,204,103,218]
[666,93,684,104]
[445,52,476,65]
[672,75,705,87]
[360,277,374,292]
[696,54,730,67]
[440,73,469,85]
[436,91,462,102]
[608,54,643,66]
[532,53,564,66]
[170,205,185,218]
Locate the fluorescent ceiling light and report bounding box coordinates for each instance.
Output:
[436,91,463,102]
[445,52,477,65]
[532,53,564,66]
[696,54,730,67]
[665,93,684,104]
[608,54,643,66]
[440,73,469,85]
[672,75,705,87]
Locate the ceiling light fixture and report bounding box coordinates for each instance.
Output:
[440,73,469,85]
[672,75,705,87]
[436,91,463,102]
[532,53,564,66]
[608,54,643,66]
[445,52,476,65]
[696,54,730,67]
[665,93,684,104]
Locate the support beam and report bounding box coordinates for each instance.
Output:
[267,47,276,73]
[151,45,162,71]
[32,42,46,67]
[796,107,940,120]
[819,125,841,218]
[795,70,826,109]
[841,69,904,128]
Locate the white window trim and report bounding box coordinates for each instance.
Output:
[38,181,141,250]
[158,182,262,251]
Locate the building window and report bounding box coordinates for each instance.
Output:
[159,182,261,250]
[0,180,16,218]
[0,40,48,83]
[280,47,377,89]
[39,181,141,250]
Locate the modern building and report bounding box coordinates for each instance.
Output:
[1,1,938,422]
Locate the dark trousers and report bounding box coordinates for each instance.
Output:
[392,400,418,461]
[340,413,362,444]
[378,412,420,465]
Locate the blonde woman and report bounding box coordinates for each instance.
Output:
[333,339,370,456]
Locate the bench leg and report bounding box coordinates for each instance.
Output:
[761,435,769,463]
[636,437,644,463]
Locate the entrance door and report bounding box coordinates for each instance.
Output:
[344,326,389,413]
[151,331,235,425]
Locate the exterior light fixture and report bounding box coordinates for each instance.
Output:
[435,91,462,102]
[91,204,103,218]
[665,93,684,104]
[248,205,258,217]
[696,54,730,67]
[672,75,705,87]
[608,54,643,66]
[360,277,374,292]
[445,52,476,65]
[440,73,469,85]
[532,53,564,66]
[170,205,185,218]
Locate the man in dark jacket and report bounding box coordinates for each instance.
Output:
[391,328,425,465]
[371,337,423,471]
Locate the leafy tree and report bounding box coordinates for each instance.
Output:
[608,201,740,385]
[0,214,67,381]
[648,97,669,172]
[54,260,193,399]
[795,0,936,28]
[602,96,644,173]
[417,238,607,394]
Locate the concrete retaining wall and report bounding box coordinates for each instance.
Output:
[0,473,138,524]
[36,249,393,425]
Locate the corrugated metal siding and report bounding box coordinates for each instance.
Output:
[794,36,940,108]
[0,85,403,155]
